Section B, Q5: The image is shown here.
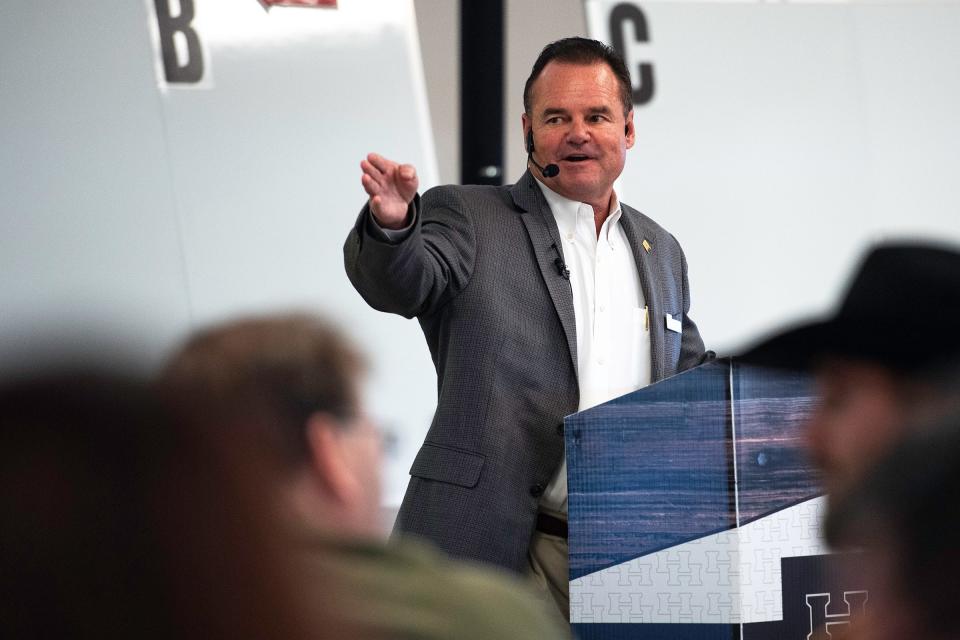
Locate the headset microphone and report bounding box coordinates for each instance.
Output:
[526,131,560,178]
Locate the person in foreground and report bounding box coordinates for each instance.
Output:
[737,240,960,502]
[345,37,708,617]
[159,312,569,640]
[824,409,960,640]
[735,242,960,638]
[0,367,318,639]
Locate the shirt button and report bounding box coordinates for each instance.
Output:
[566,232,574,240]
[598,305,605,312]
[530,484,545,497]
[597,358,604,365]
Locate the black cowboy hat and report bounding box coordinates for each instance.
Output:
[737,241,960,372]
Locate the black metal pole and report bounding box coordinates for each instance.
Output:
[460,0,504,185]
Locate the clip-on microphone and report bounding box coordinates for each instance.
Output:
[551,243,570,280]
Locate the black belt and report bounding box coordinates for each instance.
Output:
[536,512,568,539]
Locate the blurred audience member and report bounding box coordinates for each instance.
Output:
[825,410,960,640]
[0,368,318,639]
[159,312,568,640]
[738,241,960,499]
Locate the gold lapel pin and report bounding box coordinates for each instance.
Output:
[642,239,652,253]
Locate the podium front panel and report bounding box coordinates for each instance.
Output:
[567,360,865,639]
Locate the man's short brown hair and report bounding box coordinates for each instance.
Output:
[523,37,634,117]
[160,313,366,470]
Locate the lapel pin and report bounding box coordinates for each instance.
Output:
[642,239,652,253]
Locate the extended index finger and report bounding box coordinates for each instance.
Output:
[366,152,397,175]
[360,158,384,182]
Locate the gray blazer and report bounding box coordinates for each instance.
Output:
[344,170,707,573]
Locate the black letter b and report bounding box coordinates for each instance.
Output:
[155,0,204,84]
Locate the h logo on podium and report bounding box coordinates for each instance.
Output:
[806,590,869,639]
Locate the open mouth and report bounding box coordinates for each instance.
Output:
[563,154,592,163]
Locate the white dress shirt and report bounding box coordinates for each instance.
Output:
[535,178,651,515]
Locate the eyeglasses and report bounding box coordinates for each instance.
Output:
[341,412,399,458]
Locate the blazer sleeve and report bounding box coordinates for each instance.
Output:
[676,243,711,372]
[343,187,476,319]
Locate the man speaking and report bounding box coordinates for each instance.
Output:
[344,37,708,617]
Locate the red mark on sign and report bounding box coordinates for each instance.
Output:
[259,0,337,8]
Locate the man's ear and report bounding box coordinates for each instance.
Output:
[625,110,636,149]
[304,413,359,506]
[521,112,532,151]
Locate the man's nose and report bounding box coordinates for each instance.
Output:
[566,120,589,144]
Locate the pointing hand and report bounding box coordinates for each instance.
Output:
[360,153,419,230]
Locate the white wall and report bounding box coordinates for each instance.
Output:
[0,0,438,506]
[586,1,960,351]
[0,2,194,372]
[413,0,461,186]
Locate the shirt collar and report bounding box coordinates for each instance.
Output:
[533,177,622,243]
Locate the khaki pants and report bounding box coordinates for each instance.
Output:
[527,509,570,623]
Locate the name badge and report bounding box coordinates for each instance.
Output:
[665,313,682,333]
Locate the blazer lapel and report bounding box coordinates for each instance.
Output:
[510,172,579,383]
[619,206,665,381]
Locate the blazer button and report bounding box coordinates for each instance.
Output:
[555,423,564,436]
[530,484,545,497]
